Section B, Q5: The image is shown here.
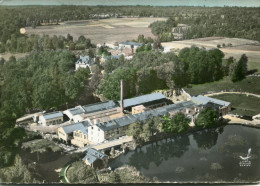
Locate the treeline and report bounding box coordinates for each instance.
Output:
[0,50,90,167]
[99,47,225,100]
[0,6,259,51]
[99,52,179,99]
[99,47,249,100]
[126,107,220,146]
[149,17,176,42]
[0,34,95,53]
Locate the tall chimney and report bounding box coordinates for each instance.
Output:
[120,80,124,113]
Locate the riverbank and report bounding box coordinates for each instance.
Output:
[224,115,260,128]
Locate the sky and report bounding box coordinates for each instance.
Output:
[0,0,259,7]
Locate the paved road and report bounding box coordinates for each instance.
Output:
[205,91,260,98]
[74,136,133,153]
[224,114,260,127]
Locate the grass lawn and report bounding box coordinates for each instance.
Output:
[184,76,260,96]
[248,61,260,73]
[210,94,260,117]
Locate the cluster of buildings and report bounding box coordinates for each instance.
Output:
[74,41,144,73]
[20,82,231,149]
[31,80,231,149]
[16,80,231,168]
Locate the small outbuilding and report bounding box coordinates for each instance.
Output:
[82,148,108,169]
[38,111,63,126]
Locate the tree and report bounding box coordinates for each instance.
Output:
[162,113,190,134]
[230,54,248,82]
[126,122,143,144]
[223,57,235,76]
[67,33,73,42]
[172,60,189,92]
[145,43,152,51]
[141,123,151,142]
[138,69,168,94]
[152,37,162,50]
[65,75,82,100]
[195,108,218,128]
[88,48,95,58]
[98,68,137,100]
[166,17,177,27]
[67,161,97,183]
[107,172,121,183]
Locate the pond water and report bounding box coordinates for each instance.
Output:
[110,125,260,182]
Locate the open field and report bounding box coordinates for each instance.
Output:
[210,94,260,117]
[25,17,167,44]
[184,76,260,96]
[162,37,260,71]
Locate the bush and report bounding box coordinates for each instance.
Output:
[195,108,218,128]
[67,161,98,183]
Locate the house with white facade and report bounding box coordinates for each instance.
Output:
[38,111,63,126]
[75,56,95,72]
[88,100,198,144]
[119,41,143,50]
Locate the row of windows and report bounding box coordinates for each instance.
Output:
[46,119,62,125]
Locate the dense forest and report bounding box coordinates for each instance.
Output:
[0,50,90,167]
[0,6,259,53]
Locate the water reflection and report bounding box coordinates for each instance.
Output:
[129,135,190,170]
[193,128,221,150]
[110,125,260,182]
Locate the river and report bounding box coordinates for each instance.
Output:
[110,125,260,182]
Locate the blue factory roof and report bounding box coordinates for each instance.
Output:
[82,100,119,114]
[191,95,230,107]
[62,121,90,135]
[97,101,196,131]
[75,56,94,66]
[82,148,107,164]
[43,111,63,120]
[120,41,143,47]
[66,106,85,116]
[120,93,166,108]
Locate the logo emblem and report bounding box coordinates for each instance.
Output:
[239,148,251,167]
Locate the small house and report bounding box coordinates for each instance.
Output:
[83,148,108,169]
[38,111,63,126]
[75,56,95,72]
[57,121,90,146]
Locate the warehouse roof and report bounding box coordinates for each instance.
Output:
[82,100,119,114]
[43,111,63,120]
[65,106,85,116]
[191,95,230,107]
[96,101,196,131]
[62,121,90,135]
[82,148,107,164]
[120,93,166,108]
